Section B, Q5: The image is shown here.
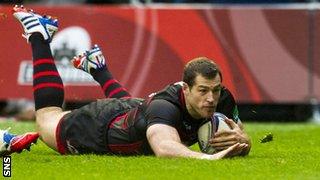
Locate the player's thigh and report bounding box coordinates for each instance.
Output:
[35,107,71,151]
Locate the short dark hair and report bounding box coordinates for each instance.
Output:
[182,57,222,87]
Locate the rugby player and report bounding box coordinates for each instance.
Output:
[0,5,250,160]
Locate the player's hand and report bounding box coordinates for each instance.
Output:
[210,143,248,160]
[209,119,251,153]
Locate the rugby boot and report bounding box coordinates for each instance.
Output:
[72,44,106,74]
[12,5,58,43]
[0,128,39,156]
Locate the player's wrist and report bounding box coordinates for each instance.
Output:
[200,154,215,160]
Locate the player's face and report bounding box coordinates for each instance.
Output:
[183,74,222,119]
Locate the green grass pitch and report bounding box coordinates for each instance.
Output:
[1,120,320,179]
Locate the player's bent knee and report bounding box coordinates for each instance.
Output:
[35,107,70,151]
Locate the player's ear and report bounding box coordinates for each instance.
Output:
[182,82,188,90]
[182,82,190,94]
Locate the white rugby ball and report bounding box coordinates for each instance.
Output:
[198,112,231,154]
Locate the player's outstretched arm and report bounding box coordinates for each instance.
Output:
[146,124,247,160]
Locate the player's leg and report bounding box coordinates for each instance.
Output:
[72,45,131,98]
[12,5,69,151]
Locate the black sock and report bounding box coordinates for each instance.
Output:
[30,33,64,110]
[91,69,131,98]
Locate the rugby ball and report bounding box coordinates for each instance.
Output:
[198,112,231,154]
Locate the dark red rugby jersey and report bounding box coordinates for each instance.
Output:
[107,82,239,155]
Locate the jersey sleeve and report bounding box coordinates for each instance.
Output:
[145,99,181,128]
[216,87,241,123]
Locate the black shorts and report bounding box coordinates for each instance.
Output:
[56,98,144,154]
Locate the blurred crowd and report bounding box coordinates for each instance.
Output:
[0,99,35,121]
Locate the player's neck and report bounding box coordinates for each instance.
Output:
[185,99,202,119]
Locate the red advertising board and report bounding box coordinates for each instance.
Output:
[0,5,319,103]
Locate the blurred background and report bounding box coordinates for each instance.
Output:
[0,0,319,122]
